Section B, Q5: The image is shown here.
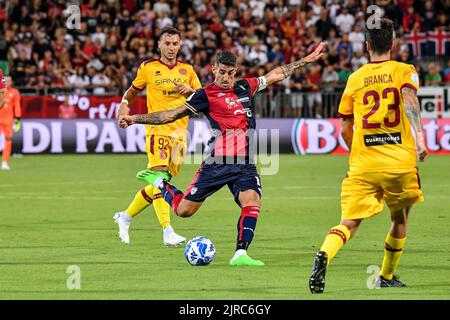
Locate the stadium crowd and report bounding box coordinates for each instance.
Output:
[0,0,449,117]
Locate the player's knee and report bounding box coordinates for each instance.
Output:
[340,219,362,236]
[176,206,197,218]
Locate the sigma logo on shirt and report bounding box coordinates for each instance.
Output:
[217,93,226,97]
[364,133,402,146]
[190,187,198,195]
[155,78,188,86]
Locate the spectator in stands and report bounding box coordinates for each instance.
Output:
[11,49,31,86]
[335,7,355,34]
[247,43,268,66]
[422,0,436,31]
[398,50,413,65]
[425,63,443,86]
[289,68,307,118]
[315,9,333,40]
[336,33,353,62]
[67,67,90,95]
[153,0,171,16]
[306,64,323,119]
[443,60,450,84]
[348,25,364,53]
[402,7,421,32]
[435,13,449,31]
[59,96,77,119]
[91,68,111,95]
[351,50,368,71]
[253,65,268,117]
[338,62,352,85]
[322,64,339,91]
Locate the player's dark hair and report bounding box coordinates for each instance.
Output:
[365,18,395,54]
[159,27,181,40]
[214,51,237,67]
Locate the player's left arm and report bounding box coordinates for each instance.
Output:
[264,42,327,86]
[119,104,190,128]
[402,86,427,161]
[13,90,22,132]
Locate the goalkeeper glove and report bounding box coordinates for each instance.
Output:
[13,118,21,132]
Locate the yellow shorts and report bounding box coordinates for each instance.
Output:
[341,169,424,220]
[145,134,187,177]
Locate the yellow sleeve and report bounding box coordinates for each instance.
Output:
[338,84,354,118]
[131,63,147,91]
[189,65,202,90]
[399,64,420,93]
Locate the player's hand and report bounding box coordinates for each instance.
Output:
[119,115,135,128]
[416,141,428,162]
[176,84,194,96]
[303,41,327,64]
[13,119,21,132]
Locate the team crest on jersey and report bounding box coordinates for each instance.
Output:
[159,151,168,160]
[156,71,161,76]
[179,68,187,75]
[225,97,239,109]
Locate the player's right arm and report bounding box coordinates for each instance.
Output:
[118,86,141,120]
[402,86,427,161]
[119,89,209,128]
[117,62,147,126]
[119,104,190,128]
[337,79,354,150]
[340,117,354,150]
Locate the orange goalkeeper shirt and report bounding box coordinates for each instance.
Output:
[0,87,21,125]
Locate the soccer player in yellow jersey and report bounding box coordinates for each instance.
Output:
[114,27,202,246]
[309,19,427,293]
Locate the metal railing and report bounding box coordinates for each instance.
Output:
[253,89,344,118]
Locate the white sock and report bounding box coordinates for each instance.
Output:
[163,226,174,236]
[121,212,132,223]
[232,249,247,261]
[154,177,164,189]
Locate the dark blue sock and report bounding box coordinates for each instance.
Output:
[236,206,260,251]
[158,180,184,213]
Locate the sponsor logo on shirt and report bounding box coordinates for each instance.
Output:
[233,108,252,117]
[364,132,402,146]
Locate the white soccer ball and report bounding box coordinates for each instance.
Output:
[184,236,216,266]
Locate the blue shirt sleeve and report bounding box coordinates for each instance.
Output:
[184,89,209,115]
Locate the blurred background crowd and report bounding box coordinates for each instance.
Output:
[0,0,449,117]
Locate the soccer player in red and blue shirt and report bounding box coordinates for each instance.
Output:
[119,45,326,266]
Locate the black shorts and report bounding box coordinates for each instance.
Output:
[183,163,262,207]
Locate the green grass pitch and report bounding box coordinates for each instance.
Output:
[0,154,449,300]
